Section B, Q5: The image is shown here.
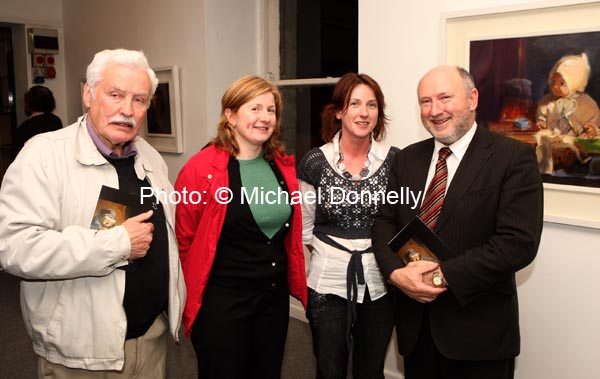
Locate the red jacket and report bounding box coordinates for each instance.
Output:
[175,144,308,336]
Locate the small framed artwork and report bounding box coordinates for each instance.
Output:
[141,66,183,153]
[442,2,600,228]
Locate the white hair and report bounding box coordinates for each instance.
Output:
[86,49,159,99]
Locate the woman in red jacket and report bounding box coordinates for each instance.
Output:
[175,75,307,379]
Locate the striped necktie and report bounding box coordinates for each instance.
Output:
[419,147,452,229]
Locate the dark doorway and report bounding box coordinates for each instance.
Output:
[0,27,17,182]
[278,0,358,161]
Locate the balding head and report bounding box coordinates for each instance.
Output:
[418,66,475,97]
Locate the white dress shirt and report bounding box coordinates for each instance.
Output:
[423,123,478,197]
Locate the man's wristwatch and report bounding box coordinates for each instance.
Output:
[432,269,445,288]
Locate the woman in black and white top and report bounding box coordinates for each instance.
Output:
[297,73,398,379]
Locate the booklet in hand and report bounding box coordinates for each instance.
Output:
[388,216,454,266]
[90,185,151,271]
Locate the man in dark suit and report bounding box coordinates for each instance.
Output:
[373,65,543,379]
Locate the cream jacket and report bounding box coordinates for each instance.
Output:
[0,116,185,370]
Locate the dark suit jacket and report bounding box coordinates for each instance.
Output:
[373,126,543,360]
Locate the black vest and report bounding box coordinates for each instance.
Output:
[209,158,292,290]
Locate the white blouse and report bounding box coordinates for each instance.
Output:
[299,131,393,302]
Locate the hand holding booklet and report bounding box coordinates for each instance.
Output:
[387,216,454,287]
[90,185,153,271]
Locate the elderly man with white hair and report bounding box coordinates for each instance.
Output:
[0,49,185,378]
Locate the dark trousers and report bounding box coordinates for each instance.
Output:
[306,288,394,379]
[404,316,515,379]
[190,282,290,379]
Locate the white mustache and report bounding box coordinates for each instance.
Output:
[109,116,137,128]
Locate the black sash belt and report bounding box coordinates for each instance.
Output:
[314,232,372,348]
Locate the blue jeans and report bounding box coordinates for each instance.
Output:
[306,287,394,379]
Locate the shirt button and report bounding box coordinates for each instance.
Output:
[271,283,276,287]
[120,255,126,261]
[207,174,212,179]
[285,223,289,228]
[267,241,271,245]
[272,262,276,267]
[280,180,284,185]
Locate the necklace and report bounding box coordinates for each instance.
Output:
[336,151,371,180]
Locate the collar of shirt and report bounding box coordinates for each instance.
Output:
[86,118,137,159]
[426,122,478,193]
[432,121,477,163]
[329,130,387,178]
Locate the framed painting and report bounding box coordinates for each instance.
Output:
[140,66,183,153]
[442,1,600,229]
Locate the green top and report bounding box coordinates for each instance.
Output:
[238,152,291,239]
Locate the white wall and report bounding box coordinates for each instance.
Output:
[517,223,600,379]
[0,0,67,126]
[360,1,600,378]
[0,0,62,23]
[203,0,263,143]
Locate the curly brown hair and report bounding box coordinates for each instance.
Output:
[210,75,285,160]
